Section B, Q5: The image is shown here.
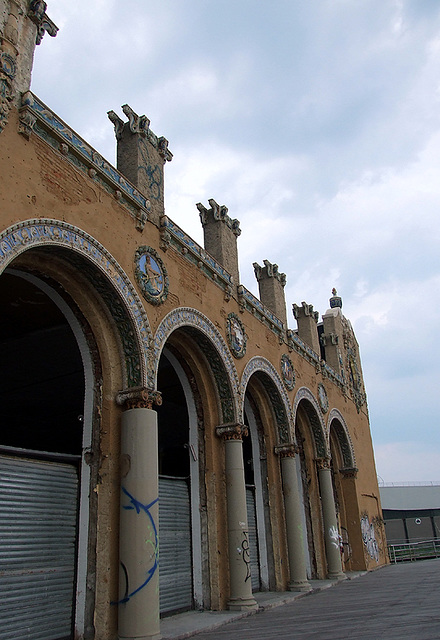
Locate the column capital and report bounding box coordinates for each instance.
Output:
[315,456,331,471]
[340,467,358,479]
[216,423,248,441]
[116,386,163,410]
[274,443,299,458]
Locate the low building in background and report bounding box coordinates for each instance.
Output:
[0,3,387,639]
[380,483,440,544]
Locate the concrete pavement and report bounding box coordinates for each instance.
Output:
[160,558,440,640]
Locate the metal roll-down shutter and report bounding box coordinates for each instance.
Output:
[0,454,78,640]
[159,476,192,614]
[246,485,261,592]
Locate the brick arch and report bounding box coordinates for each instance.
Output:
[240,356,293,444]
[327,409,356,469]
[0,219,152,389]
[152,307,239,424]
[293,387,327,458]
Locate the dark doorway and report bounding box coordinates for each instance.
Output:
[0,271,85,455]
[0,269,87,640]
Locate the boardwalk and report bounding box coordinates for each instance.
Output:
[162,558,440,640]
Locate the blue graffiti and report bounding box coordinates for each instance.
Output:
[112,487,159,605]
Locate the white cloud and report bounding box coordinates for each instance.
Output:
[29,0,440,484]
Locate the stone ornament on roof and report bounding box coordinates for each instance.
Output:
[28,1,59,45]
[253,260,286,286]
[329,287,343,309]
[107,105,173,162]
[197,199,241,237]
[292,301,319,323]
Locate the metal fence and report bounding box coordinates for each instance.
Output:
[388,538,440,563]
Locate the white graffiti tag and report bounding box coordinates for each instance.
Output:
[361,515,379,562]
[329,525,341,549]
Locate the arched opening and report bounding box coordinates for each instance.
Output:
[329,416,356,570]
[239,361,294,593]
[295,401,327,579]
[329,426,350,567]
[0,269,88,640]
[242,394,270,592]
[156,348,200,615]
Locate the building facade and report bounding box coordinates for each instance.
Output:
[380,484,440,545]
[0,3,387,639]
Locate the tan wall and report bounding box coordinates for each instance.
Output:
[0,101,387,638]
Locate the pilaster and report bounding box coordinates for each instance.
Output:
[197,199,241,288]
[321,289,344,374]
[108,105,172,227]
[1,1,57,133]
[253,259,287,328]
[292,301,320,355]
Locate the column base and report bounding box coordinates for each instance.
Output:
[288,579,312,592]
[328,571,347,581]
[119,634,161,640]
[228,596,259,611]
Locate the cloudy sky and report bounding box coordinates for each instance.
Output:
[30,1,440,483]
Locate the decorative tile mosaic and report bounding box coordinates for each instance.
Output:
[317,383,329,414]
[134,245,169,305]
[280,354,295,391]
[226,312,247,359]
[19,92,150,229]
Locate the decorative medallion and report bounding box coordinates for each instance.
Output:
[135,245,168,305]
[280,354,295,391]
[317,383,329,413]
[226,312,247,359]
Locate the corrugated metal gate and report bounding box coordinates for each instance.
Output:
[0,454,78,640]
[246,485,261,592]
[159,476,192,614]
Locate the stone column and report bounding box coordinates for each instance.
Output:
[275,444,311,591]
[117,388,162,640]
[316,457,345,580]
[216,424,258,611]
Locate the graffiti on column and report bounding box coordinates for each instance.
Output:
[241,531,251,582]
[361,514,379,562]
[114,486,159,604]
[329,525,342,550]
